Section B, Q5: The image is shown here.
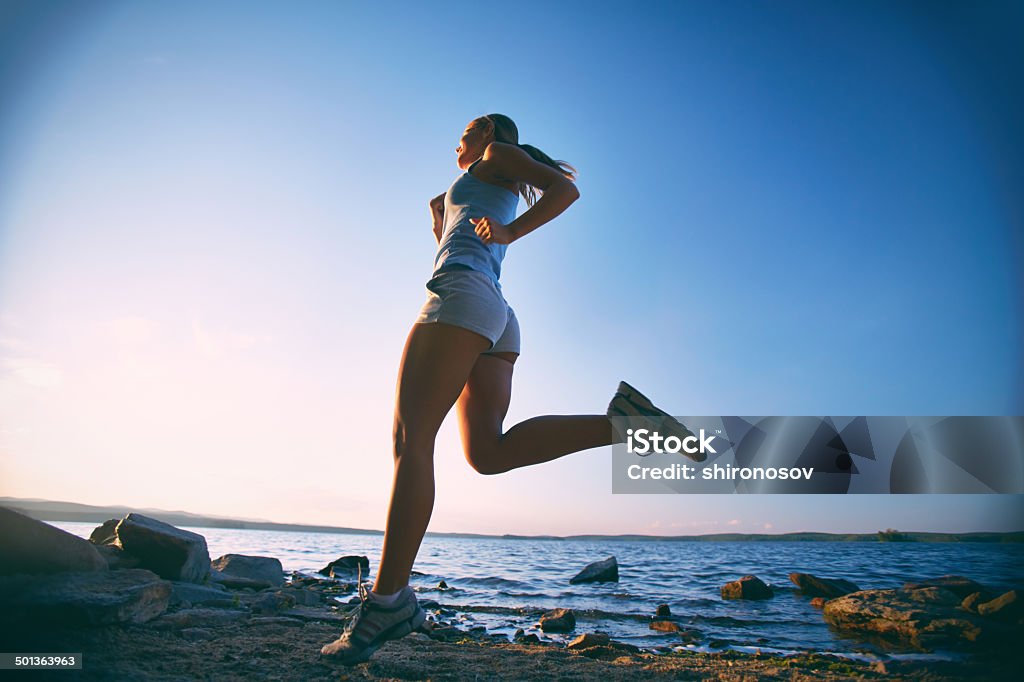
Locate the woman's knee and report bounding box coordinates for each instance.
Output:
[392,418,439,460]
[464,441,504,475]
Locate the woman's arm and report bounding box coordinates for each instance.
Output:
[507,182,579,242]
[482,143,580,243]
[429,192,446,244]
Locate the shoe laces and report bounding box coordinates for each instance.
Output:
[356,560,370,604]
[343,561,372,635]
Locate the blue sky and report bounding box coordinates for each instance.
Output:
[0,0,1021,535]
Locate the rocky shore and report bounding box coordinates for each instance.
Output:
[1,507,1019,680]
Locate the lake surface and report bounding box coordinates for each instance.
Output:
[55,521,1024,660]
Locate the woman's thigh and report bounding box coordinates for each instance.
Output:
[455,352,518,468]
[394,321,492,448]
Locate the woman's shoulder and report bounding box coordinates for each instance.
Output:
[481,141,529,164]
[476,142,531,191]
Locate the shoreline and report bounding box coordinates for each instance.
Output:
[7,607,1009,682]
[5,568,1010,681]
[3,509,1020,680]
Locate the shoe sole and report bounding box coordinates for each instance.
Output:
[609,381,706,462]
[320,600,428,666]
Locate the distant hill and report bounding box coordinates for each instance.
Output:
[2,497,1021,543]
[0,497,383,536]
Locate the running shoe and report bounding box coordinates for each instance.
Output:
[319,562,427,665]
[607,380,706,462]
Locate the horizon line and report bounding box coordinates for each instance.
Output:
[3,496,1021,540]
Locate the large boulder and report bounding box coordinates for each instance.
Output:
[114,514,210,583]
[721,575,773,600]
[211,554,283,588]
[789,572,860,599]
[569,556,618,584]
[822,585,1017,648]
[0,568,170,626]
[0,506,108,575]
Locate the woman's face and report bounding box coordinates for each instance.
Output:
[455,119,493,169]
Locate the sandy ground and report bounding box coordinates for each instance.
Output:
[5,615,1009,682]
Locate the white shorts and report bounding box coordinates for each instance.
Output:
[415,266,521,355]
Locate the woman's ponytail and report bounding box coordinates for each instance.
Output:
[479,113,577,208]
[514,143,577,208]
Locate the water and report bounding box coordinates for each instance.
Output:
[54,521,1024,660]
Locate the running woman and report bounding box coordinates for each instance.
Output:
[320,114,698,664]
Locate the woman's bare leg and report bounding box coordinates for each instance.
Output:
[456,352,614,475]
[371,321,491,595]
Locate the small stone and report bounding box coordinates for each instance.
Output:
[810,597,826,609]
[539,607,576,632]
[655,603,671,617]
[569,556,618,584]
[567,632,610,649]
[677,629,701,644]
[721,575,773,600]
[427,625,462,641]
[650,620,680,632]
[251,591,295,615]
[318,555,369,578]
[608,639,640,653]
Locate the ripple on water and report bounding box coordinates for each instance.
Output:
[47,523,1024,659]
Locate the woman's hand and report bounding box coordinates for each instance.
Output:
[470,216,516,245]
